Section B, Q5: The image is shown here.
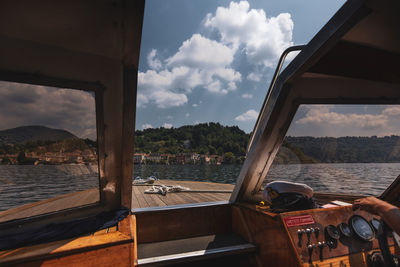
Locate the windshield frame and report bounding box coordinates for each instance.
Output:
[232,72,400,203]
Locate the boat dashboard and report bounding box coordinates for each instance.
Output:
[281,205,397,266]
[234,202,399,266]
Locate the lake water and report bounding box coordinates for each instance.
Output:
[1,163,399,211]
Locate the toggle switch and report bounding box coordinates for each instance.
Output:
[307,244,316,263]
[297,229,303,247]
[306,228,312,244]
[314,227,320,239]
[318,241,326,261]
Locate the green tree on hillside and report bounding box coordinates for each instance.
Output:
[223,152,236,164]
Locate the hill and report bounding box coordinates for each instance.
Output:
[1,124,399,164]
[134,122,250,156]
[282,136,400,163]
[135,123,400,163]
[0,125,77,145]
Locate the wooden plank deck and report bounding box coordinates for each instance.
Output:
[131,180,234,209]
[0,180,234,222]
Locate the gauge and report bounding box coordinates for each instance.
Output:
[338,223,352,238]
[370,218,381,233]
[349,215,375,242]
[325,225,340,240]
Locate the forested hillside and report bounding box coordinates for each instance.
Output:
[134,123,250,156]
[0,126,77,145]
[282,136,400,163]
[135,123,400,163]
[2,124,399,164]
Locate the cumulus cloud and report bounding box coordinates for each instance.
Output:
[242,93,253,99]
[247,72,262,82]
[138,1,294,109]
[138,68,189,108]
[287,105,400,137]
[185,113,190,117]
[138,34,241,108]
[382,106,400,116]
[0,81,96,139]
[296,105,387,129]
[204,1,294,67]
[162,123,173,129]
[147,49,162,70]
[235,109,259,122]
[142,123,153,129]
[192,104,198,107]
[167,34,235,69]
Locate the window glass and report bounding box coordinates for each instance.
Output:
[133,0,344,208]
[263,104,400,196]
[0,81,99,222]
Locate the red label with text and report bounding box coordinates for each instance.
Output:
[284,215,315,227]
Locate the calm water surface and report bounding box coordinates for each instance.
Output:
[265,163,400,196]
[0,165,99,211]
[1,163,400,211]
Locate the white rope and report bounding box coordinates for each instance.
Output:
[135,177,233,195]
[144,184,190,196]
[133,176,157,185]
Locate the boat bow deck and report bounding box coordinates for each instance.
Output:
[0,180,234,222]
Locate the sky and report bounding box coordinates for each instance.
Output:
[3,0,398,140]
[287,105,400,137]
[136,0,346,133]
[0,81,96,139]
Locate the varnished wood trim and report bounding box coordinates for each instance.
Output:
[133,201,229,213]
[120,67,137,209]
[314,192,366,205]
[0,189,97,220]
[232,205,300,266]
[118,215,138,266]
[0,203,106,235]
[96,86,107,205]
[136,204,232,243]
[0,232,132,266]
[234,201,279,219]
[232,206,263,267]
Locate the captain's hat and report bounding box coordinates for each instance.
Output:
[263,180,314,204]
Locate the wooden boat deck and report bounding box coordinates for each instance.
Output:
[132,180,234,209]
[0,180,234,222]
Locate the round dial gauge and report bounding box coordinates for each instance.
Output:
[325,225,340,240]
[338,223,352,238]
[349,215,375,242]
[370,218,381,233]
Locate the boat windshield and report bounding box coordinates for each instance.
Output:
[262,104,400,196]
[132,0,345,209]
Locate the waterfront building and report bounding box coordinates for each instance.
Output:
[133,153,147,164]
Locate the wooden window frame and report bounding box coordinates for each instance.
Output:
[0,71,109,231]
[0,0,144,235]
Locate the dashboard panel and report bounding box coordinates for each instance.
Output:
[281,205,393,265]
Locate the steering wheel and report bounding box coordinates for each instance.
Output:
[377,220,399,267]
